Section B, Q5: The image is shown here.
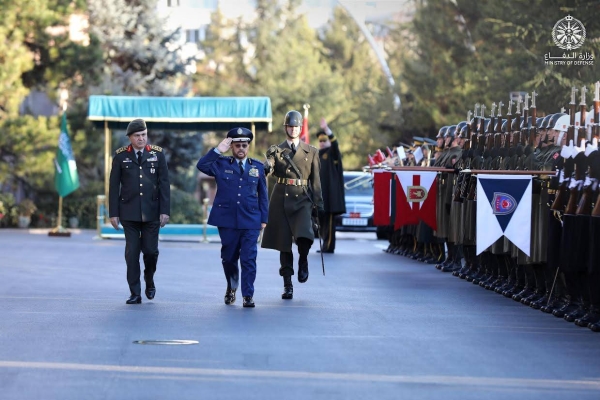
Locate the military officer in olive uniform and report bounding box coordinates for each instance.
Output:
[262,110,323,300]
[196,128,268,308]
[316,118,345,253]
[109,118,170,304]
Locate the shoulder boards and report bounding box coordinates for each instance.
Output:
[250,158,263,165]
[149,144,163,152]
[308,144,318,151]
[228,157,234,163]
[115,146,128,155]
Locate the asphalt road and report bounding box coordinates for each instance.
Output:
[0,229,598,400]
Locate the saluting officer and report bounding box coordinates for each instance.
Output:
[196,128,268,308]
[109,118,170,304]
[262,110,323,300]
[316,118,345,254]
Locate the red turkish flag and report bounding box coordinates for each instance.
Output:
[300,112,309,144]
[393,171,437,230]
[373,170,393,226]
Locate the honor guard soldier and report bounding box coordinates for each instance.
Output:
[196,128,269,308]
[262,110,323,300]
[316,118,346,253]
[109,118,170,304]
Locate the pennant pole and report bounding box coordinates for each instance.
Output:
[49,103,72,237]
[302,103,310,144]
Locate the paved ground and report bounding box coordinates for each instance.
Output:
[0,228,599,400]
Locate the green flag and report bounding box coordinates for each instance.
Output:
[54,113,80,197]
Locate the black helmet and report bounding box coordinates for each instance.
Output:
[520,116,531,129]
[283,110,303,127]
[436,126,449,139]
[511,117,520,132]
[547,113,567,130]
[458,124,469,138]
[501,119,508,133]
[539,114,553,129]
[445,125,457,138]
[226,127,253,143]
[535,117,544,127]
[455,121,468,135]
[483,118,491,132]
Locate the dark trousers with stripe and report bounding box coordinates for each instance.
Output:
[218,227,260,297]
[121,220,160,296]
[319,211,336,253]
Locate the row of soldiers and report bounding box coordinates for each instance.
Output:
[382,83,600,333]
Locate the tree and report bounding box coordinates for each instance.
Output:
[87,0,193,96]
[319,6,394,168]
[389,0,600,138]
[0,0,103,212]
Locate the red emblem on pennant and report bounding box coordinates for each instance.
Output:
[407,186,428,202]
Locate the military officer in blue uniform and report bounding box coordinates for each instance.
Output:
[109,118,171,305]
[196,127,269,308]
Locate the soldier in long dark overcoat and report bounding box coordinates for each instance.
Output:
[261,110,323,300]
[316,118,345,253]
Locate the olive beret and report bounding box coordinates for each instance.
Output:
[126,118,147,136]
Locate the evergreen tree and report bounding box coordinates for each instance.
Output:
[87,0,193,96]
[319,6,393,167]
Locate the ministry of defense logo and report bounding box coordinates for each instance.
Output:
[552,15,586,51]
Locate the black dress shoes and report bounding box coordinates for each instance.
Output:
[145,287,156,300]
[282,285,293,300]
[224,288,236,305]
[243,296,255,308]
[298,261,309,283]
[126,295,142,304]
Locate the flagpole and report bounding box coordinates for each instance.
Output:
[49,103,72,237]
[303,103,310,144]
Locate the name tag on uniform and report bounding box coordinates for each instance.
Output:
[147,156,158,162]
[123,158,132,163]
[249,168,259,177]
[225,170,234,174]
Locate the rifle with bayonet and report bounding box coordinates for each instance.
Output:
[453,111,472,203]
[529,91,538,148]
[551,87,578,212]
[565,86,589,216]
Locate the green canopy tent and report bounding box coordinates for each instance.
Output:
[88,95,273,238]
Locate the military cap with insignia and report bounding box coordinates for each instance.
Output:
[126,118,147,136]
[412,136,424,146]
[227,127,254,143]
[316,130,328,139]
[424,137,437,146]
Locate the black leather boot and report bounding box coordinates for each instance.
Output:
[575,306,600,327]
[282,276,293,300]
[297,238,311,283]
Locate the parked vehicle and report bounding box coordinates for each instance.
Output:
[335,171,379,236]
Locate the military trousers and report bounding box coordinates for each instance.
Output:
[279,237,312,277]
[318,211,336,253]
[218,227,260,297]
[121,220,160,296]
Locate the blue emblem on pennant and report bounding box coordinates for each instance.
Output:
[492,192,517,215]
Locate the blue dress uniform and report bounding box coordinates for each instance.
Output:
[109,142,170,299]
[196,130,268,303]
